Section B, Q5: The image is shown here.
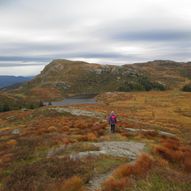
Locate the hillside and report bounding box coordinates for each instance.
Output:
[0,91,191,191]
[21,59,191,98]
[0,76,33,89]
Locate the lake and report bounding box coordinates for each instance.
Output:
[44,97,97,106]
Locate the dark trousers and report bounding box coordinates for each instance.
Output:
[110,124,116,133]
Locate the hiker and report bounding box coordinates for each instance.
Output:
[108,111,117,133]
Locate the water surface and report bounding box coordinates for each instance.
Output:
[44,97,96,106]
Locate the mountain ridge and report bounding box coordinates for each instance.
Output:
[0,75,33,89]
[20,59,191,99]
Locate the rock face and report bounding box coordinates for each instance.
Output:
[24,59,191,96]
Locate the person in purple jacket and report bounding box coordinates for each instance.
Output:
[108,111,117,133]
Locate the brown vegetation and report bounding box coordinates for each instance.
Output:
[102,154,153,191]
[113,154,153,178]
[154,138,191,172]
[3,157,93,191]
[1,90,191,190]
[102,176,130,191]
[55,176,86,191]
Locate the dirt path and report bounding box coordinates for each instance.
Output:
[87,170,114,191]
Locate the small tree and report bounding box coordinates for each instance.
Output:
[29,103,34,109]
[3,103,10,112]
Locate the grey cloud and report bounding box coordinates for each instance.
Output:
[0,62,46,67]
[111,30,191,42]
[0,56,50,62]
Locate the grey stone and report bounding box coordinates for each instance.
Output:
[11,128,20,135]
[67,141,145,161]
[49,108,103,118]
[47,145,66,158]
[6,116,16,121]
[124,128,176,137]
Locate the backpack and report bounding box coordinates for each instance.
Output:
[110,115,116,124]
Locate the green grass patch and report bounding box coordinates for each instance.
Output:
[129,171,191,191]
[94,156,129,175]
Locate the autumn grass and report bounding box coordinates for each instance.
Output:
[102,176,130,191]
[128,171,191,191]
[101,154,153,191]
[94,156,129,175]
[1,90,191,190]
[54,176,86,191]
[3,157,94,191]
[102,152,191,191]
[153,138,191,172]
[98,91,191,141]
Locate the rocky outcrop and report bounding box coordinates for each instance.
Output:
[81,141,145,160]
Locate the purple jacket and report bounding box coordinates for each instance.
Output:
[108,114,117,124]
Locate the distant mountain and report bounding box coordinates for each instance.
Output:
[20,59,191,99]
[0,75,33,89]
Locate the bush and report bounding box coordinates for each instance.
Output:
[0,99,44,112]
[117,76,166,92]
[118,82,144,92]
[0,104,10,112]
[182,83,191,92]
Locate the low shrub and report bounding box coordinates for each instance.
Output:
[4,157,94,191]
[57,176,86,191]
[154,146,183,162]
[133,154,153,176]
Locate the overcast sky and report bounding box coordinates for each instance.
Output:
[0,0,191,76]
